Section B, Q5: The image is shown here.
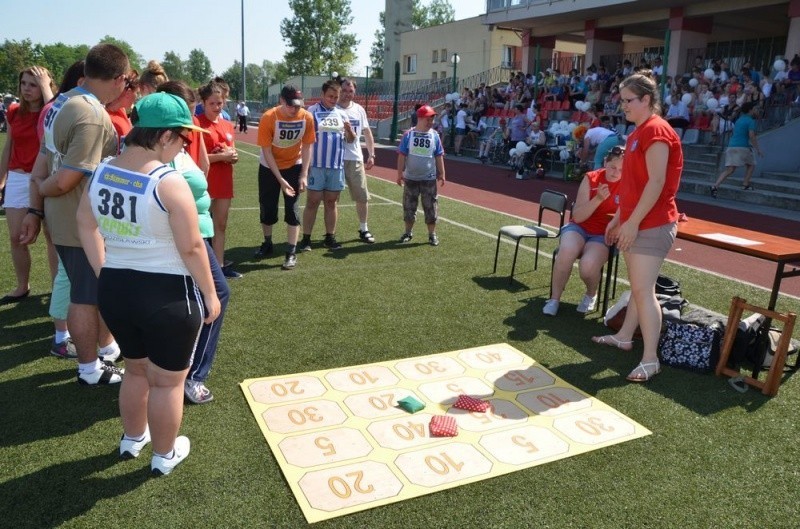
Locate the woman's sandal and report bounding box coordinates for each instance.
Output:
[626,361,661,382]
[591,335,634,351]
[742,184,754,190]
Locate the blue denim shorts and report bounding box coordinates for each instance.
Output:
[560,222,606,245]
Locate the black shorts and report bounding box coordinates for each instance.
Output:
[258,163,301,226]
[98,268,203,371]
[55,245,98,305]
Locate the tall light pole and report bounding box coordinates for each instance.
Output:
[364,65,371,114]
[240,0,246,101]
[450,52,460,150]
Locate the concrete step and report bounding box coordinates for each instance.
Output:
[762,171,800,183]
[680,175,800,210]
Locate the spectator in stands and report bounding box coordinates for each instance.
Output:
[665,94,690,130]
[652,57,663,77]
[491,88,505,109]
[585,82,604,112]
[597,66,611,91]
[594,71,683,383]
[507,104,529,145]
[784,58,800,101]
[544,146,625,316]
[710,102,762,196]
[622,60,633,76]
[453,102,469,156]
[477,118,506,163]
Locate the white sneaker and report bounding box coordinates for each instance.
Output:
[151,436,191,476]
[120,427,151,459]
[542,299,560,316]
[577,294,598,314]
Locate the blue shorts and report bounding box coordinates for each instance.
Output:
[307,167,345,192]
[560,223,606,245]
[455,127,467,136]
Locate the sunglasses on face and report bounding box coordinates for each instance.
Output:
[177,132,192,147]
[609,145,625,156]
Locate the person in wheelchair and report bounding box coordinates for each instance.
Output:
[543,146,624,316]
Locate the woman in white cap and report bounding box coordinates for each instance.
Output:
[77,92,220,476]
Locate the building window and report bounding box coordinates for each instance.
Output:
[404,54,417,74]
[502,46,514,68]
[441,49,448,62]
[432,50,439,63]
[432,72,438,80]
[441,71,447,80]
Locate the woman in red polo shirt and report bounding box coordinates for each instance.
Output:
[592,71,683,383]
[0,66,55,305]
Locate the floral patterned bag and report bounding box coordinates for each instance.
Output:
[658,320,723,373]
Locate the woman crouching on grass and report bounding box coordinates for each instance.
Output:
[77,93,220,475]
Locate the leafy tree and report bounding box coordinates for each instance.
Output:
[280,0,358,76]
[0,39,37,94]
[423,0,455,27]
[186,48,213,86]
[370,0,455,79]
[161,51,186,82]
[40,43,89,87]
[369,12,385,79]
[98,35,143,70]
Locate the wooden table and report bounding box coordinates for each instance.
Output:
[676,218,800,310]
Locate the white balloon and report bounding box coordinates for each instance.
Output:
[704,68,715,79]
[774,59,787,72]
[681,93,693,105]
[719,96,729,106]
[578,101,588,112]
[689,78,699,88]
[516,141,527,151]
[509,148,517,157]
[452,92,460,100]
[445,93,454,102]
[706,98,719,110]
[559,120,569,128]
[664,95,672,106]
[568,122,577,131]
[559,149,570,161]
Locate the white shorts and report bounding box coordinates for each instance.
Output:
[3,170,30,209]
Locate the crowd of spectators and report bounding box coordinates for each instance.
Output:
[433,52,800,158]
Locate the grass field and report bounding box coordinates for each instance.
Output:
[1,135,798,528]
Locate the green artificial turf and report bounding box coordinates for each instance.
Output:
[1,136,798,528]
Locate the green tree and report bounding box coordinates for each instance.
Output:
[186,48,213,86]
[280,0,358,76]
[0,39,37,94]
[161,51,187,82]
[39,43,89,87]
[221,61,272,101]
[369,12,385,79]
[370,1,455,79]
[98,35,143,70]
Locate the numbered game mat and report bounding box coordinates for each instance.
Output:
[240,343,651,523]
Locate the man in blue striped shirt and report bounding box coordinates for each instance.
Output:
[298,80,356,251]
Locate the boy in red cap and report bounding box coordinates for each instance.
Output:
[396,104,446,246]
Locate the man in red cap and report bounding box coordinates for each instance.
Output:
[396,104,446,246]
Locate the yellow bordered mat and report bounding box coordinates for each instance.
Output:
[240,343,651,523]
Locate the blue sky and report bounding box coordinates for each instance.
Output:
[9,0,486,76]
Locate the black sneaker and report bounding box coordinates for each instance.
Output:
[399,232,413,243]
[709,186,718,198]
[281,253,297,270]
[222,265,243,279]
[323,235,342,250]
[358,230,375,244]
[78,363,124,386]
[254,241,273,259]
[429,233,440,246]
[297,239,312,252]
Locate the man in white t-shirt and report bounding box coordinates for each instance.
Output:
[337,78,377,243]
[236,101,250,133]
